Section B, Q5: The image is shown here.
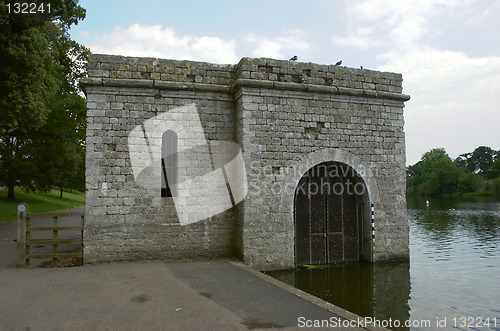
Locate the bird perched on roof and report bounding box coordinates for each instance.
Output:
[298,76,306,83]
[335,60,342,66]
[325,78,334,86]
[290,55,298,61]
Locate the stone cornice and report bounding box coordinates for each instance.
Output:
[232,78,410,101]
[80,77,232,93]
[81,77,410,101]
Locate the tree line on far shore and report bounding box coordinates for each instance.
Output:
[407,146,500,196]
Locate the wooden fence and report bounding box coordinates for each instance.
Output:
[17,203,84,267]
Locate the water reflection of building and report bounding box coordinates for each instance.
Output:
[268,261,410,331]
[372,262,411,330]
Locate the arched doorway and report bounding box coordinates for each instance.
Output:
[294,161,371,266]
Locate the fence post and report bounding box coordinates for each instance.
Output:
[80,214,85,263]
[16,203,28,268]
[52,216,58,266]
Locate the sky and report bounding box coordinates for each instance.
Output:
[69,0,500,166]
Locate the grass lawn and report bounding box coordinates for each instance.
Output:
[0,187,85,222]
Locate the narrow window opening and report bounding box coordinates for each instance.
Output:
[161,130,178,197]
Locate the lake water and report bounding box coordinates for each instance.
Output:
[266,196,500,330]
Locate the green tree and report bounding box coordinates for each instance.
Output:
[407,148,459,195]
[32,93,86,197]
[454,154,468,169]
[406,161,423,195]
[33,17,88,197]
[0,0,86,199]
[0,0,82,35]
[488,178,500,196]
[456,168,483,193]
[490,159,500,179]
[0,25,58,199]
[455,146,496,178]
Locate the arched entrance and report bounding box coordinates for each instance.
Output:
[294,161,371,266]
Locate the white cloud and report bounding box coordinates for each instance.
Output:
[334,0,476,51]
[332,27,380,49]
[86,24,239,64]
[244,29,310,59]
[245,35,283,59]
[378,47,500,164]
[332,0,500,164]
[87,24,311,64]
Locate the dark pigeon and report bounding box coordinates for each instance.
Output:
[290,55,298,61]
[335,60,342,66]
[325,78,334,86]
[298,76,306,83]
[278,75,286,82]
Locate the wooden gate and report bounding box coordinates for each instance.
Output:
[17,204,84,267]
[295,162,366,266]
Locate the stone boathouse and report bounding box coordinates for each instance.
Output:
[81,54,410,270]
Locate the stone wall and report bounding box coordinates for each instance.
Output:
[82,54,410,270]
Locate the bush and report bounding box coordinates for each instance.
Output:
[487,178,500,196]
[457,171,484,194]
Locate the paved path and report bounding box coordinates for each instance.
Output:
[0,207,379,330]
[0,261,374,330]
[166,261,368,330]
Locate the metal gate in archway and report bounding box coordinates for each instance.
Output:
[294,162,370,266]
